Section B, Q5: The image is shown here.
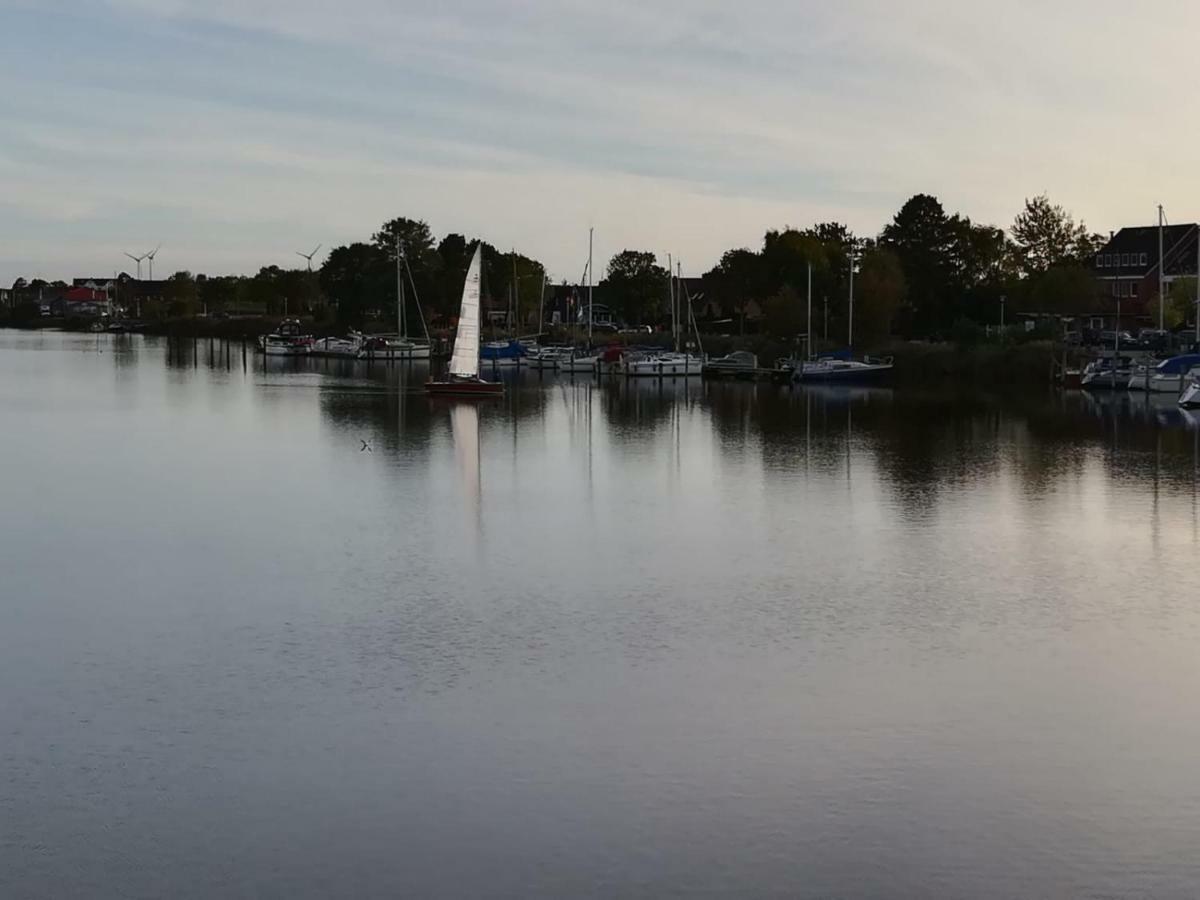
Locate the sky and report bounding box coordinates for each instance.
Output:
[2,0,1197,285]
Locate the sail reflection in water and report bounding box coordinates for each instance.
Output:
[450,401,482,533]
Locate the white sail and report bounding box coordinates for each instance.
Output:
[449,246,482,378]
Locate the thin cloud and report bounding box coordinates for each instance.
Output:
[1,0,1195,282]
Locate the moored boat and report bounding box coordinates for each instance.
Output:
[427,246,503,397]
[1127,353,1200,392]
[311,332,364,358]
[525,346,572,370]
[1179,367,1200,408]
[258,319,313,355]
[792,354,893,383]
[622,351,702,377]
[702,350,759,380]
[1081,357,1134,390]
[361,335,432,360]
[560,352,600,374]
[480,339,526,368]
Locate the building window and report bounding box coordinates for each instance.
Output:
[1103,254,1111,267]
[1140,253,1148,266]
[1096,254,1103,268]
[1121,253,1130,266]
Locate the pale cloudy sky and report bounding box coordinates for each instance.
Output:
[1,0,1195,284]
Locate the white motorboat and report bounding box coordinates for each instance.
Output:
[1179,368,1200,408]
[361,335,432,360]
[311,332,365,359]
[791,355,893,383]
[702,350,758,379]
[1127,353,1200,392]
[525,346,571,370]
[1081,357,1134,390]
[258,319,313,356]
[622,351,702,377]
[560,353,599,374]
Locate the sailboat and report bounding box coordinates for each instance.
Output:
[426,246,504,396]
[364,236,432,360]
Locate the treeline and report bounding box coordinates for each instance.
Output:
[7,193,1131,339]
[701,193,1107,343]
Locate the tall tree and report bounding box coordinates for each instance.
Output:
[320,243,389,325]
[601,250,668,325]
[880,194,959,335]
[372,217,435,262]
[163,271,199,316]
[702,247,768,332]
[1011,194,1099,275]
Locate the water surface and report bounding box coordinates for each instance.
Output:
[3,331,1200,898]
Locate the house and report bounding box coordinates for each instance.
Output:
[58,286,110,317]
[1092,223,1199,328]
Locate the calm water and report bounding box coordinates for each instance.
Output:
[3,331,1200,899]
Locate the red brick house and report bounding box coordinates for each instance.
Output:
[1092,223,1199,328]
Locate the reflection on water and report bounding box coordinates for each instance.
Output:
[3,332,1200,899]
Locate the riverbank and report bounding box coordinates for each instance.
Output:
[1,315,1086,386]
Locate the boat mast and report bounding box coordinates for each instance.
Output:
[395,234,406,339]
[538,270,547,337]
[1195,225,1199,345]
[402,256,431,342]
[511,249,517,335]
[806,262,812,360]
[678,261,686,353]
[1159,204,1165,332]
[587,228,594,346]
[668,252,676,351]
[848,251,855,350]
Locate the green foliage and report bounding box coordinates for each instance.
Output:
[762,284,804,337]
[164,271,199,317]
[854,248,906,342]
[320,243,390,325]
[1011,194,1101,275]
[1028,265,1097,314]
[1167,277,1197,329]
[600,250,668,324]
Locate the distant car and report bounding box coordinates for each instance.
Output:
[591,322,619,333]
[39,304,51,317]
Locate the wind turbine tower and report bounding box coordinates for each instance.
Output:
[145,244,161,281]
[296,244,322,271]
[123,251,147,280]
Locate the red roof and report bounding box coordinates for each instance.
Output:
[65,287,105,302]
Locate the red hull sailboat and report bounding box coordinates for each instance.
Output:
[427,244,503,397]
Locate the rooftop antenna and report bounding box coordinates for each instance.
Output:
[145,244,161,281]
[123,250,147,280]
[296,243,322,272]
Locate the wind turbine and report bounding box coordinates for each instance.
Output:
[123,250,147,280]
[145,244,161,281]
[296,244,322,271]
